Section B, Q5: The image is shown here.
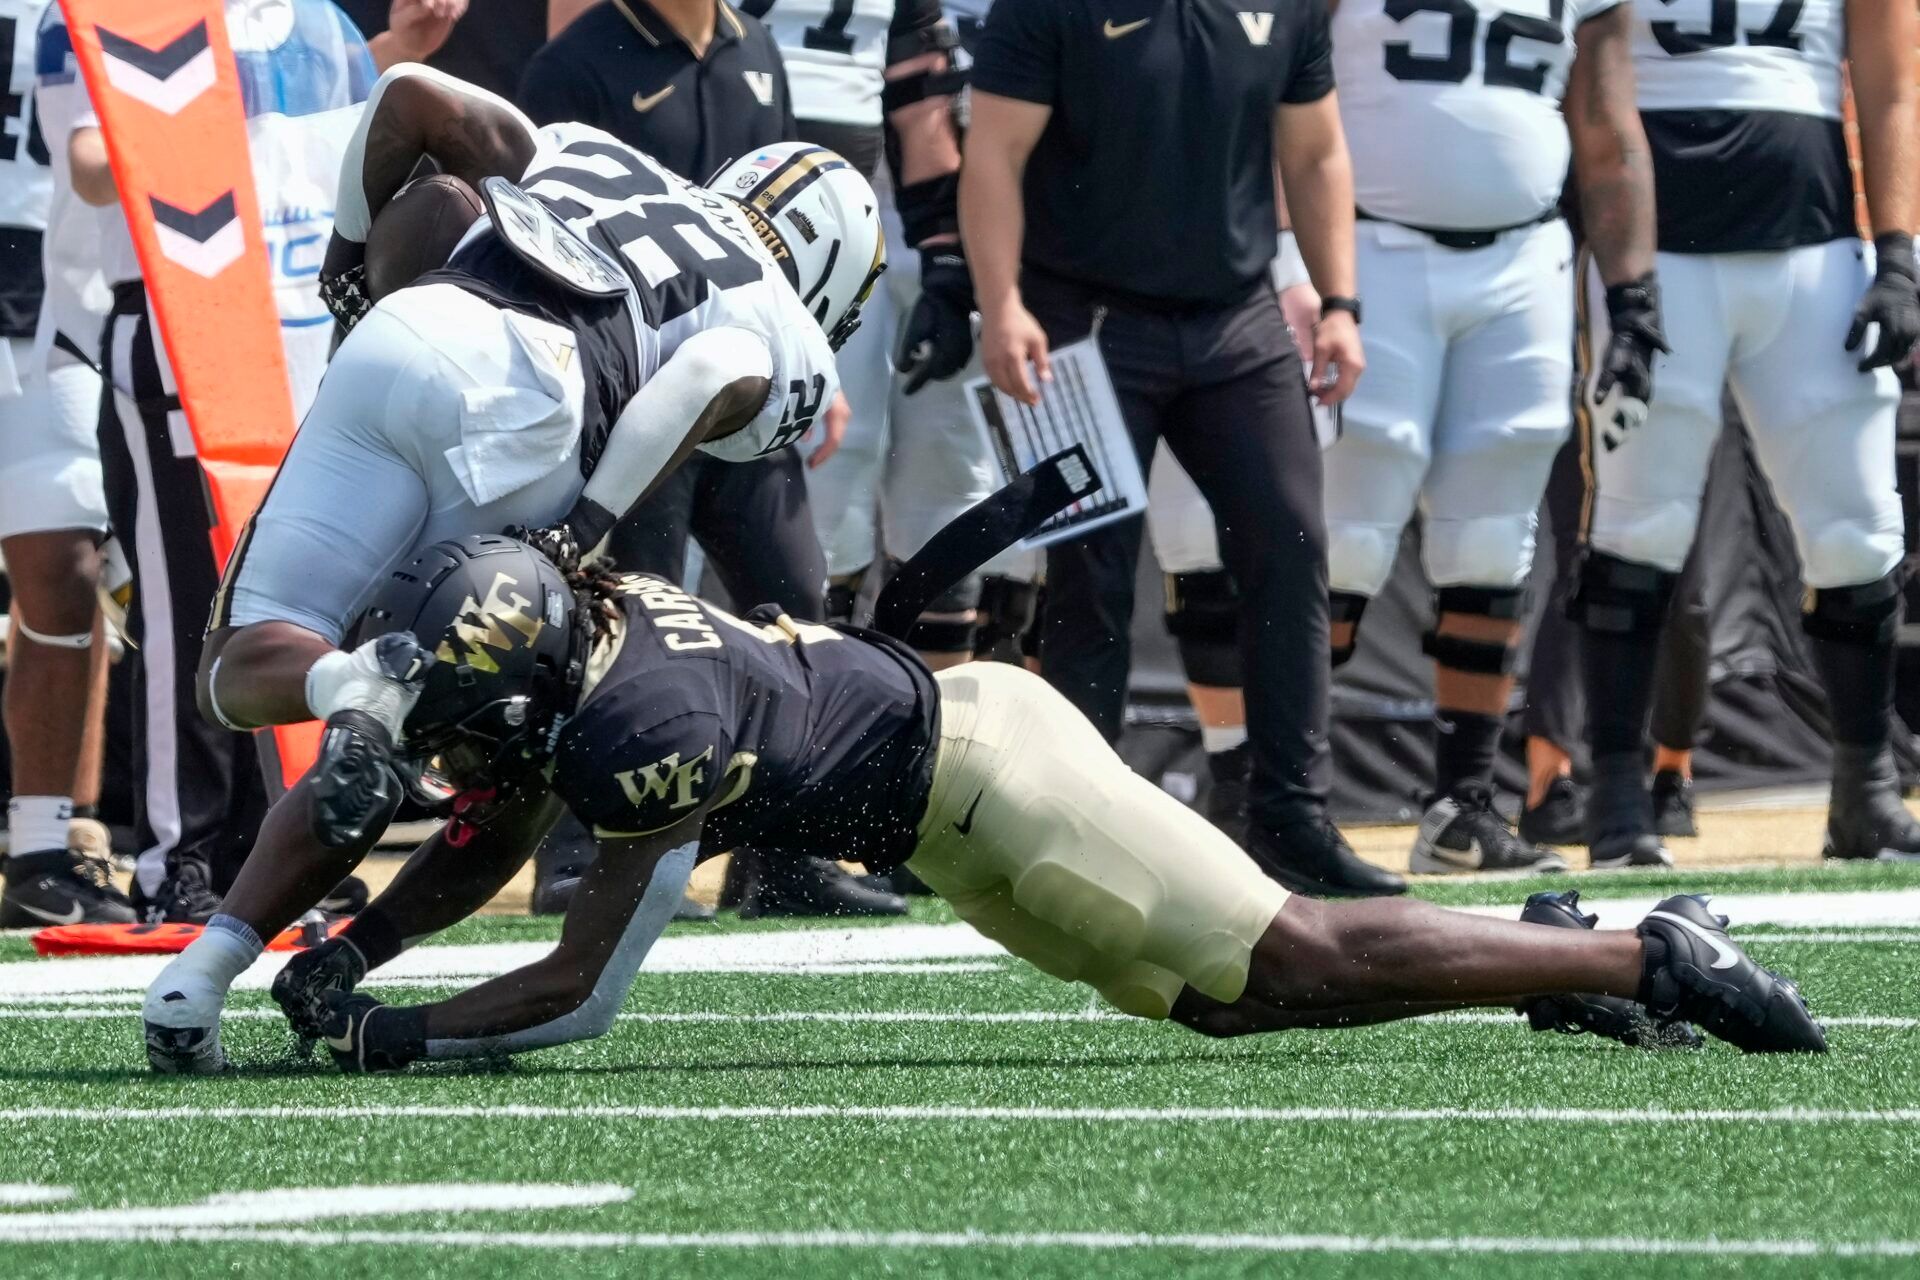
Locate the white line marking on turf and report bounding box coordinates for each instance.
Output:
[0,1184,631,1238]
[0,1226,1914,1257]
[4,1104,1919,1125]
[0,1186,73,1206]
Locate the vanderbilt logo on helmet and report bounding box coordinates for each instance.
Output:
[436,572,546,675]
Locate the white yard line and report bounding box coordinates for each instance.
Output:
[2,1103,1917,1125]
[0,1225,1913,1257]
[3,1005,1910,1029]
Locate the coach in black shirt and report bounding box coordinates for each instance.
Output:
[520,0,795,183]
[962,0,1400,896]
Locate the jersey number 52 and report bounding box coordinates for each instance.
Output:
[1383,0,1567,93]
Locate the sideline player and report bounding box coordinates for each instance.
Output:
[1319,0,1660,873]
[740,0,967,620]
[0,0,124,925]
[142,535,1825,1071]
[1575,0,1920,867]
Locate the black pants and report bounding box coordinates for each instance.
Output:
[1024,271,1330,828]
[98,285,267,899]
[608,450,827,620]
[1523,434,1710,756]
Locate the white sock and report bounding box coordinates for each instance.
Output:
[7,797,73,858]
[1201,724,1248,755]
[144,917,263,1029]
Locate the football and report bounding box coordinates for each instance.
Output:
[364,172,486,302]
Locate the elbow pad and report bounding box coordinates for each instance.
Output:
[881,24,966,114]
[896,172,961,250]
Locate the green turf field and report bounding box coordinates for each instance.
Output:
[2,864,1919,1278]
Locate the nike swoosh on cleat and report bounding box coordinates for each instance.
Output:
[325,1032,355,1053]
[10,900,84,925]
[1646,910,1742,970]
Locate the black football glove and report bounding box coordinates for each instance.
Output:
[272,936,371,1043]
[318,233,372,334]
[897,250,976,395]
[1847,233,1920,372]
[317,990,426,1074]
[1592,272,1669,449]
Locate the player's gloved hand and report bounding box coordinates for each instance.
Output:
[317,990,427,1073]
[1847,232,1920,372]
[272,936,371,1042]
[1593,273,1669,442]
[897,249,976,395]
[318,233,372,333]
[306,634,436,849]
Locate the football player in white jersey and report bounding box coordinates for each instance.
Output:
[1574,0,1920,867]
[1317,0,1660,874]
[181,61,882,927]
[0,0,125,926]
[740,0,965,616]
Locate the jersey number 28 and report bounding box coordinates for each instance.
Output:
[1383,0,1567,93]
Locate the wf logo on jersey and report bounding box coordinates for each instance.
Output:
[436,572,545,674]
[96,21,215,115]
[616,747,713,813]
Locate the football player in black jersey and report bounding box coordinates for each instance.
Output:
[148,535,1825,1071]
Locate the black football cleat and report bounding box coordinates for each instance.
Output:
[1636,894,1827,1053]
[1823,744,1920,861]
[1204,742,1252,848]
[1244,817,1405,898]
[736,854,908,919]
[1587,753,1673,870]
[1516,891,1701,1050]
[1518,775,1584,847]
[0,851,136,927]
[1410,781,1568,875]
[1651,770,1698,839]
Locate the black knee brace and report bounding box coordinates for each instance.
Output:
[1329,591,1369,667]
[1802,572,1903,646]
[904,571,983,655]
[1423,585,1526,675]
[1164,570,1242,688]
[975,576,1041,663]
[1565,551,1675,637]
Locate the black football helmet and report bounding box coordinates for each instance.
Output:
[350,534,584,805]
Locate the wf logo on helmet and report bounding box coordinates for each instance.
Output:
[437,572,545,674]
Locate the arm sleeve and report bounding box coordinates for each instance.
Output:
[967,0,1063,105]
[1281,3,1336,104]
[554,708,734,838]
[578,325,775,522]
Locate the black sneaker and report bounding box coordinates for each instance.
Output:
[1823,744,1920,861]
[316,875,370,916]
[1243,818,1406,897]
[152,860,223,924]
[1651,770,1698,838]
[531,864,714,920]
[1518,775,1584,847]
[1587,753,1673,870]
[862,864,934,896]
[1204,742,1251,848]
[1516,891,1701,1049]
[1410,781,1568,875]
[738,855,910,919]
[1636,894,1827,1053]
[0,851,136,927]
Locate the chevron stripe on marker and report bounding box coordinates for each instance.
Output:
[97,23,215,116]
[149,193,243,278]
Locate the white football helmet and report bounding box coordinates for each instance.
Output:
[708,143,886,351]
